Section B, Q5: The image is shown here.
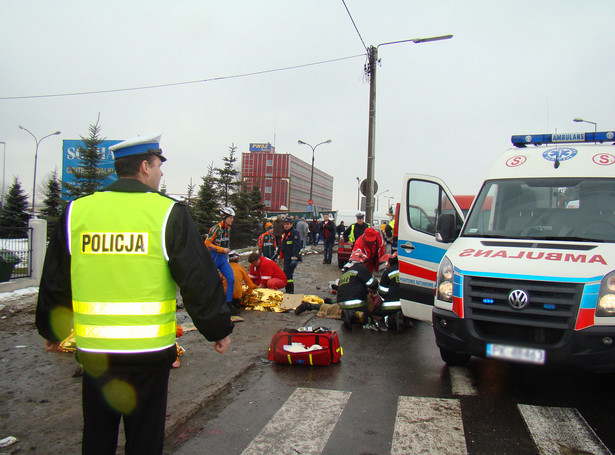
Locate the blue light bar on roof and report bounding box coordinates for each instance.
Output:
[511,131,615,147]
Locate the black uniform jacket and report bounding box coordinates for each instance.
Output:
[337,262,378,303]
[280,227,301,260]
[343,222,368,243]
[35,179,233,371]
[378,265,400,302]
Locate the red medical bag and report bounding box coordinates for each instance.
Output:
[267,328,343,365]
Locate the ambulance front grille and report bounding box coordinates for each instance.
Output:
[464,276,584,346]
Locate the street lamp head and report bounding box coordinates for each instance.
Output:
[324,139,332,144]
[54,131,61,135]
[298,140,306,145]
[573,118,584,123]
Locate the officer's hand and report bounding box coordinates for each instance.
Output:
[214,336,231,354]
[44,340,61,352]
[223,248,231,254]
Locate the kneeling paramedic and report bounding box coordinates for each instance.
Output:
[375,253,406,331]
[336,249,380,331]
[35,133,233,455]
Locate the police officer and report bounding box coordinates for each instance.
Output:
[35,133,233,455]
[278,217,301,294]
[343,212,370,245]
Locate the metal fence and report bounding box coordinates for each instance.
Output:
[0,228,33,281]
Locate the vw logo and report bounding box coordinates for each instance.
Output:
[508,289,529,310]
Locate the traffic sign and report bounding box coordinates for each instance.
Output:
[360,179,378,196]
[308,199,314,205]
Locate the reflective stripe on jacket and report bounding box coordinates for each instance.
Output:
[69,191,177,353]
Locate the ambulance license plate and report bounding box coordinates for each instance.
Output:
[486,343,545,364]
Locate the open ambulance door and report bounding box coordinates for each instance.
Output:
[398,174,467,322]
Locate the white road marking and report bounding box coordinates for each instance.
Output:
[392,396,467,455]
[241,387,351,455]
[449,366,478,396]
[518,404,612,455]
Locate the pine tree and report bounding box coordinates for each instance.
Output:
[230,181,265,248]
[183,179,196,217]
[0,177,32,238]
[40,169,65,228]
[193,164,220,236]
[214,144,240,206]
[63,115,107,200]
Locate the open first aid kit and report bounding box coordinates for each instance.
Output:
[268,327,343,365]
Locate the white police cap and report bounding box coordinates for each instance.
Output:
[109,133,166,162]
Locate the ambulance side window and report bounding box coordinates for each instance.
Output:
[441,192,464,235]
[407,180,438,235]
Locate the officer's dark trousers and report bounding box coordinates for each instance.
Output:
[82,369,170,455]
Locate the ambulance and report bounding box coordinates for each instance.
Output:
[398,131,615,370]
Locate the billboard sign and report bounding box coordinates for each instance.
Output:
[62,139,121,200]
[249,143,272,152]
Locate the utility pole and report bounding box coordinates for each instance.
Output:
[363,35,452,226]
[365,45,378,226]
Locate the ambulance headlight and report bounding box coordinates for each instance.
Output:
[437,257,454,302]
[597,271,615,316]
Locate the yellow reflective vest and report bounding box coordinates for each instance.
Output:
[69,191,177,353]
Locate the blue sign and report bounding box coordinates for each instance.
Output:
[249,143,272,152]
[62,139,121,200]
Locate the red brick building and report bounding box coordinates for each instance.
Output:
[242,143,333,212]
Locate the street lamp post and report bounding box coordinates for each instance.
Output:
[356,177,361,210]
[385,195,394,213]
[18,126,61,213]
[573,117,597,132]
[297,139,332,207]
[376,189,389,211]
[364,34,453,225]
[0,142,5,208]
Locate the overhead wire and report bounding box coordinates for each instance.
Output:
[341,0,368,53]
[0,54,366,101]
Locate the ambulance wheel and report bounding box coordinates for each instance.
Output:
[439,348,470,367]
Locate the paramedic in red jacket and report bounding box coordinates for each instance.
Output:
[247,252,287,290]
[351,227,387,273]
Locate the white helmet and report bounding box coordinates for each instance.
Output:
[220,206,235,217]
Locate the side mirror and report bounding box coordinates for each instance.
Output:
[436,214,457,243]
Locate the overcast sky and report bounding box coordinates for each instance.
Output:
[2,0,614,212]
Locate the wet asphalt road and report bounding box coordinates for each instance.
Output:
[165,318,615,455]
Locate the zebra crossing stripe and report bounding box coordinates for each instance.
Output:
[449,366,478,396]
[241,387,351,455]
[392,396,467,455]
[518,404,612,455]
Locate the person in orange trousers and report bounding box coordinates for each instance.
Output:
[222,251,257,311]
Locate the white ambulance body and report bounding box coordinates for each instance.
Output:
[398,131,615,370]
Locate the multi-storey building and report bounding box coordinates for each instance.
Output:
[242,143,333,212]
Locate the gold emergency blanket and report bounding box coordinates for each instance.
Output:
[242,287,285,312]
[59,330,76,353]
[241,286,324,312]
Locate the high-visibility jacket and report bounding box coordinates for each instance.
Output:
[346,222,370,243]
[69,191,177,354]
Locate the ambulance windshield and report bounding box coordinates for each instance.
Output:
[462,178,615,242]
